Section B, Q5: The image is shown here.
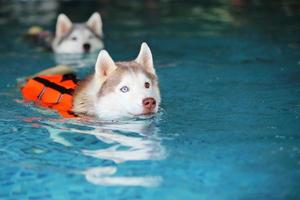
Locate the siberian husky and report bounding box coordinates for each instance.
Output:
[73,42,161,119]
[52,12,104,53]
[20,43,160,119]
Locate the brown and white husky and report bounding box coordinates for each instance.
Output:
[72,42,161,119]
[20,43,160,119]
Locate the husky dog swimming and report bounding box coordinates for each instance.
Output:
[51,12,104,53]
[21,43,161,120]
[73,42,160,119]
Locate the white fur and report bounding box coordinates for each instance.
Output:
[94,43,160,119]
[55,14,72,38]
[95,50,117,81]
[96,72,161,119]
[52,12,104,54]
[86,12,103,36]
[136,42,156,74]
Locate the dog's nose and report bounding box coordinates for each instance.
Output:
[83,43,91,52]
[142,97,156,112]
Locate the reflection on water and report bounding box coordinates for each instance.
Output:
[1,0,299,198]
[53,52,98,68]
[42,118,166,187]
[83,166,162,187]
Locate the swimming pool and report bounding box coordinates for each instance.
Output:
[0,1,300,199]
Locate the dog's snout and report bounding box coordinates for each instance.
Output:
[142,97,156,112]
[83,43,91,52]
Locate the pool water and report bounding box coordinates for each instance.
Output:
[0,1,300,199]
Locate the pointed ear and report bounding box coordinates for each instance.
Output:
[135,42,155,75]
[95,50,117,80]
[55,14,72,38]
[86,12,103,36]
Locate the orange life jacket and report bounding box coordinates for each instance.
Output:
[21,74,79,118]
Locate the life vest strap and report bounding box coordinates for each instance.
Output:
[37,86,47,100]
[33,76,74,95]
[61,73,78,83]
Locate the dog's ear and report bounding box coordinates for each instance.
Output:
[55,14,72,38]
[95,50,117,80]
[135,42,156,75]
[87,12,103,37]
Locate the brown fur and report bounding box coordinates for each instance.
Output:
[98,61,157,97]
[72,75,95,116]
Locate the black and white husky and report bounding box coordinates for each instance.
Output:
[52,12,104,54]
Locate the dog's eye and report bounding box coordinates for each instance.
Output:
[145,82,150,89]
[71,36,77,41]
[120,86,129,93]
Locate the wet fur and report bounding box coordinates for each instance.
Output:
[73,61,157,117]
[72,42,160,119]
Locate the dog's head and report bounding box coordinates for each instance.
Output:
[93,43,161,119]
[52,13,104,54]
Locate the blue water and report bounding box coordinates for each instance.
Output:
[0,1,300,199]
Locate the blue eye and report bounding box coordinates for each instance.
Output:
[120,86,129,93]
